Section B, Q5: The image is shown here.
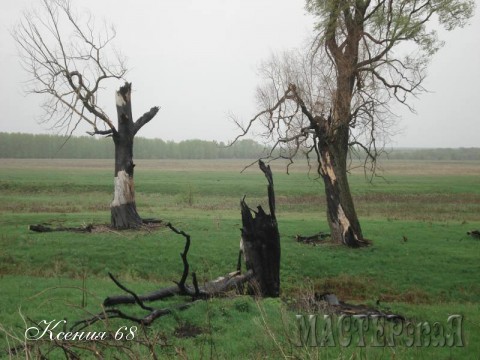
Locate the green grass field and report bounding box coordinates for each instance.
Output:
[0,158,479,359]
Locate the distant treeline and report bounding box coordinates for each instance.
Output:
[385,147,480,161]
[0,133,267,159]
[0,132,479,160]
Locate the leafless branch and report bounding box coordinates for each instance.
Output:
[134,107,161,135]
[12,0,127,135]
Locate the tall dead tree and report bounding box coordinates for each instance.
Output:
[234,0,474,247]
[12,0,159,228]
[110,83,159,228]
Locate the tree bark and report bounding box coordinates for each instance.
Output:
[320,145,367,247]
[110,83,142,229]
[240,161,281,297]
[316,115,367,247]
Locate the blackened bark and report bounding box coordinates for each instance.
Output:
[240,160,281,297]
[315,117,367,248]
[111,83,142,229]
[321,148,366,247]
[295,232,330,244]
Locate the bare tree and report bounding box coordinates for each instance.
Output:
[234,0,474,247]
[12,0,160,229]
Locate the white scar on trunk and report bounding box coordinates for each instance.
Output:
[239,236,245,258]
[111,170,134,207]
[115,92,126,107]
[321,152,337,184]
[337,205,357,242]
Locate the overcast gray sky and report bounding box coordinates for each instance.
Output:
[1,0,479,148]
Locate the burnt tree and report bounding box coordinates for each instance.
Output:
[111,83,159,228]
[239,160,281,297]
[13,0,159,229]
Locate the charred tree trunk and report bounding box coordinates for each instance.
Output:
[320,144,366,247]
[109,83,159,229]
[110,83,142,229]
[316,115,367,248]
[240,161,281,297]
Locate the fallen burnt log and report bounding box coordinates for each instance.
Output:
[71,223,254,330]
[142,218,163,224]
[72,161,279,329]
[467,230,480,239]
[103,268,254,307]
[29,218,162,234]
[29,224,94,233]
[295,232,330,245]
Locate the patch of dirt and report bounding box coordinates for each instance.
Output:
[315,275,373,301]
[378,289,431,304]
[289,292,405,321]
[286,275,432,313]
[90,222,164,233]
[174,323,205,339]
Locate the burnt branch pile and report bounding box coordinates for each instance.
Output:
[71,223,254,330]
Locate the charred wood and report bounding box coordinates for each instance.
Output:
[295,232,330,244]
[29,224,93,233]
[239,160,281,297]
[467,230,480,239]
[85,222,255,328]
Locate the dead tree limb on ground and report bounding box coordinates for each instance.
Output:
[71,223,253,330]
[29,224,93,233]
[295,232,330,245]
[467,230,480,239]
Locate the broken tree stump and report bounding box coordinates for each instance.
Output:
[239,160,281,297]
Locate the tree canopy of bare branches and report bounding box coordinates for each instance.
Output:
[13,0,127,135]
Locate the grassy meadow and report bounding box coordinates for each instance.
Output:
[0,158,479,359]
